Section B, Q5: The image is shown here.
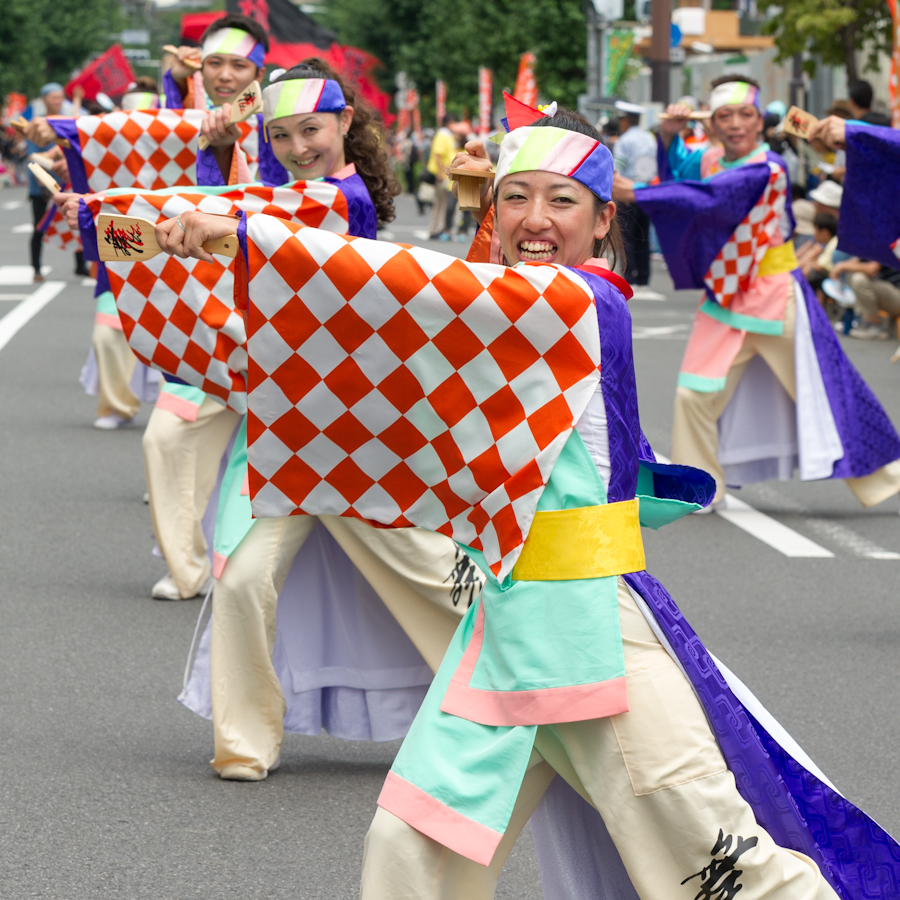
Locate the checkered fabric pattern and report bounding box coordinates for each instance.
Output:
[703,162,787,307]
[244,214,602,578]
[42,207,82,253]
[76,110,258,192]
[90,182,349,413]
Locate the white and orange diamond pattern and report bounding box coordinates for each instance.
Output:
[90,182,349,413]
[244,214,602,578]
[704,162,787,307]
[43,207,82,253]
[76,109,258,192]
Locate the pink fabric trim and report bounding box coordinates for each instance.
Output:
[452,601,486,686]
[155,391,201,422]
[212,551,228,580]
[680,306,746,380]
[298,78,326,113]
[541,130,598,177]
[440,674,629,726]
[377,771,503,866]
[240,471,250,496]
[730,271,791,320]
[192,72,207,110]
[94,312,123,330]
[330,162,357,180]
[233,146,253,186]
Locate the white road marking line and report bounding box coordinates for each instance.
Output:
[0,294,29,300]
[715,494,835,557]
[0,282,65,352]
[653,453,834,557]
[3,200,24,210]
[630,287,666,301]
[633,325,691,339]
[11,223,33,234]
[0,265,51,284]
[804,518,900,560]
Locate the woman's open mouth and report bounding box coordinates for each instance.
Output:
[291,155,319,169]
[518,241,557,261]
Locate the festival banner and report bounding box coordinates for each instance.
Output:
[606,30,635,96]
[513,53,538,108]
[478,68,492,137]
[66,45,135,102]
[436,80,446,126]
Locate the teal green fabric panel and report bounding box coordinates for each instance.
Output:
[677,371,728,393]
[94,290,118,316]
[636,463,701,528]
[158,380,207,406]
[213,417,254,558]
[637,495,701,529]
[699,299,785,335]
[389,602,537,833]
[466,431,624,693]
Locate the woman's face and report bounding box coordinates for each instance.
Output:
[495,170,614,268]
[202,54,261,105]
[268,107,354,181]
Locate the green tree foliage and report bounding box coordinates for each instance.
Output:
[0,0,123,100]
[760,0,892,84]
[319,0,587,120]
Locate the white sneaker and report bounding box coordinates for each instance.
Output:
[93,413,135,430]
[151,573,182,601]
[151,573,212,601]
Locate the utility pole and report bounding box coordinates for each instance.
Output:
[789,52,804,108]
[650,0,671,105]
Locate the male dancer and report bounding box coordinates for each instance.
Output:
[614,76,900,508]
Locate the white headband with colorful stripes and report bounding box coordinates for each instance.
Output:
[709,81,760,114]
[262,78,347,126]
[201,27,265,68]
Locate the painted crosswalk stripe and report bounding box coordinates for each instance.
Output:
[0,282,65,353]
[653,453,834,558]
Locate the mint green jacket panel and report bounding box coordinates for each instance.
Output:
[213,416,254,561]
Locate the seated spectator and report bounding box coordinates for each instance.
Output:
[831,255,900,340]
[791,183,816,248]
[808,179,842,219]
[797,212,838,301]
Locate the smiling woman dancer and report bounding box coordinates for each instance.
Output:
[151,107,899,898]
[175,63,481,782]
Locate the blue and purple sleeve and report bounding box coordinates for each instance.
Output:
[162,69,186,111]
[837,123,900,269]
[656,133,703,183]
[48,118,90,194]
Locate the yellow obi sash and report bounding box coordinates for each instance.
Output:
[511,499,646,581]
[757,240,798,277]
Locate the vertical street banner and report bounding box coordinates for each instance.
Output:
[513,52,538,107]
[889,0,900,128]
[606,30,635,96]
[436,80,446,125]
[478,68,492,136]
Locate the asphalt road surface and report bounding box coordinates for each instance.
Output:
[1,187,898,899]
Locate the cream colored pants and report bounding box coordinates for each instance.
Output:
[143,397,240,598]
[209,515,475,774]
[92,323,139,419]
[360,579,838,900]
[672,295,900,506]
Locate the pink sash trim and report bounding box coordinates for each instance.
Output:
[212,551,228,580]
[377,771,503,866]
[440,674,629,726]
[94,312,123,330]
[680,307,746,382]
[155,390,201,421]
[240,471,250,496]
[329,162,357,180]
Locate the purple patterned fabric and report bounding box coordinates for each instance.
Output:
[162,69,186,112]
[634,162,773,292]
[325,171,378,240]
[196,145,226,186]
[571,269,640,503]
[839,124,900,269]
[625,569,900,899]
[797,272,900,477]
[49,118,89,195]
